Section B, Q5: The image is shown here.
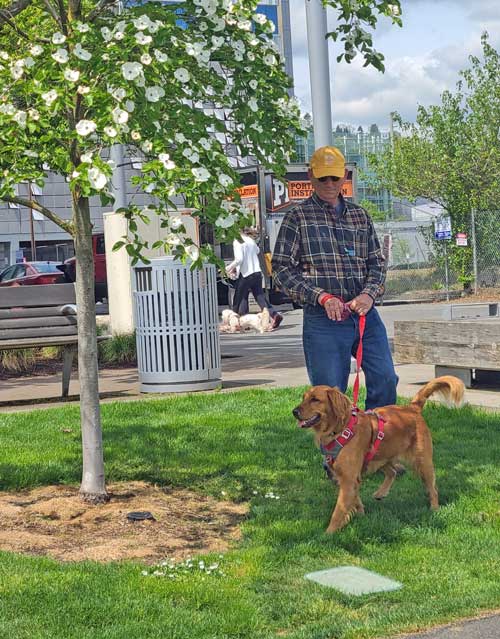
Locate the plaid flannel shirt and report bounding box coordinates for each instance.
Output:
[272,193,386,307]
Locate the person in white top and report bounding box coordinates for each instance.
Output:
[226,227,283,330]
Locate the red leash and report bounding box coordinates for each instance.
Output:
[351,314,366,408]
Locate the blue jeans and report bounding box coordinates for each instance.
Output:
[302,305,398,409]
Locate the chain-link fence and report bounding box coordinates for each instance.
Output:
[375,210,500,302]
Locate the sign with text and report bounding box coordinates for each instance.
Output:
[456,232,468,246]
[434,216,452,240]
[235,184,258,199]
[266,175,354,211]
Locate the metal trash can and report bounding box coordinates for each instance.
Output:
[133,257,221,393]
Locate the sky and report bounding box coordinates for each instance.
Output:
[288,0,500,130]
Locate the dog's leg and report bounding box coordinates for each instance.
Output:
[326,479,359,533]
[354,494,365,515]
[373,463,399,500]
[414,420,439,510]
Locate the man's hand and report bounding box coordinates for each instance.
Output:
[321,295,348,321]
[348,293,373,316]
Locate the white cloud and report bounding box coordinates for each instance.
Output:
[289,0,500,128]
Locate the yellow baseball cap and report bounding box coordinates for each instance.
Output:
[309,146,346,179]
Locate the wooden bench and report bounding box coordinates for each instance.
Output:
[0,283,106,398]
[394,315,500,388]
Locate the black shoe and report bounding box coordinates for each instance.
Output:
[271,313,283,329]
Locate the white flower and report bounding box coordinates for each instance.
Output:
[247,51,255,61]
[23,56,35,68]
[158,153,175,170]
[186,245,199,260]
[248,98,259,113]
[253,13,267,25]
[141,140,153,153]
[77,85,90,94]
[212,17,225,31]
[80,152,92,163]
[52,32,66,44]
[153,49,169,63]
[199,22,208,31]
[211,36,224,49]
[170,216,182,230]
[52,48,69,64]
[75,22,89,33]
[135,32,152,45]
[131,131,141,140]
[238,19,252,31]
[144,182,156,193]
[101,27,112,41]
[249,79,258,90]
[215,214,237,229]
[114,31,125,41]
[175,133,186,144]
[145,86,165,102]
[104,126,118,137]
[64,68,80,82]
[263,53,276,66]
[24,150,39,158]
[28,108,39,120]
[134,75,146,88]
[183,148,199,163]
[10,61,24,80]
[72,170,80,178]
[140,53,152,65]
[192,167,210,182]
[109,86,126,100]
[174,67,190,83]
[166,233,182,246]
[218,173,232,187]
[234,51,243,62]
[388,4,400,16]
[199,137,211,150]
[74,43,92,61]
[112,107,128,124]
[121,61,143,81]
[124,100,135,112]
[42,89,58,106]
[75,119,97,136]
[13,110,27,128]
[0,50,9,60]
[88,167,107,190]
[133,14,152,31]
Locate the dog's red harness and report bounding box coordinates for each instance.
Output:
[321,314,385,476]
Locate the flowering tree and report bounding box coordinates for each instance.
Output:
[0,0,402,503]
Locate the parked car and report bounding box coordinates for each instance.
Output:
[58,234,108,302]
[0,261,65,287]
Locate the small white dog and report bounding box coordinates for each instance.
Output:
[220,309,240,333]
[239,307,271,334]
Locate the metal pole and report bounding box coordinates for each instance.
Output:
[305,0,333,147]
[28,182,36,261]
[471,207,478,294]
[444,242,450,302]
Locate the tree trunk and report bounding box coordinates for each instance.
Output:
[73,194,108,503]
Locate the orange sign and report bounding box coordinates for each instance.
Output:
[288,180,353,199]
[235,184,258,199]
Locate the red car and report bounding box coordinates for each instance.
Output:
[0,261,65,286]
[59,233,108,302]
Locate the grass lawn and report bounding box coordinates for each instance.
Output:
[0,387,499,639]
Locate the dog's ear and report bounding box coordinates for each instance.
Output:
[327,387,352,433]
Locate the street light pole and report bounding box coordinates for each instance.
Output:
[305,0,333,148]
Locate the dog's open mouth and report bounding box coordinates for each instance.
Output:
[297,414,321,428]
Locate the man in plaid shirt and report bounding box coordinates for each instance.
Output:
[272,146,398,409]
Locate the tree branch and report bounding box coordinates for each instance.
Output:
[1,195,75,235]
[87,0,116,22]
[0,0,32,23]
[40,0,61,25]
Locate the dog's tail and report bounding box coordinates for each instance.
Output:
[411,375,465,410]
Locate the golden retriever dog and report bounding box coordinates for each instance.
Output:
[292,376,464,533]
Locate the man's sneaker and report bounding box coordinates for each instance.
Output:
[271,313,283,329]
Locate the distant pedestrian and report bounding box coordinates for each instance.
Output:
[227,227,283,330]
[272,146,397,408]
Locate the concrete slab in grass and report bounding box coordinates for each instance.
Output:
[304,566,403,596]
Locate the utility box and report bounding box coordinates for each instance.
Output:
[133,257,221,393]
